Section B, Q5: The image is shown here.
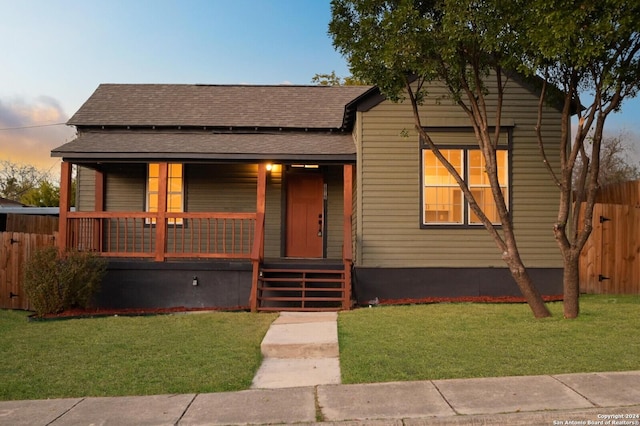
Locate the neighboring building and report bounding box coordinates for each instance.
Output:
[52,80,563,311]
[0,197,26,208]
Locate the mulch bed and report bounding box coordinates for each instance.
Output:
[29,295,564,320]
[30,306,249,321]
[377,294,564,305]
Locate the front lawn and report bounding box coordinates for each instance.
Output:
[0,310,277,401]
[338,295,640,383]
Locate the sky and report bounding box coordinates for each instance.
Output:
[1,0,639,173]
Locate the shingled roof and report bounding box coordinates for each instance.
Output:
[68,84,375,130]
[52,130,357,162]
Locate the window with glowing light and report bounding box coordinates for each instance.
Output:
[147,163,184,225]
[422,149,508,226]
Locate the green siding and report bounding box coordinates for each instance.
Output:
[325,167,344,259]
[355,78,563,268]
[76,166,95,212]
[265,166,283,258]
[73,162,348,259]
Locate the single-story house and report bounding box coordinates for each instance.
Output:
[52,79,563,311]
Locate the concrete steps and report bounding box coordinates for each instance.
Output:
[251,312,341,389]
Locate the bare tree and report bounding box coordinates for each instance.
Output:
[574,132,640,188]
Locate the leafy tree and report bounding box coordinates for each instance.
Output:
[330,0,640,318]
[0,160,74,207]
[20,180,60,207]
[523,0,640,318]
[311,71,365,86]
[330,0,552,318]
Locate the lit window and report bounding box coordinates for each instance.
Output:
[422,149,508,226]
[147,163,183,224]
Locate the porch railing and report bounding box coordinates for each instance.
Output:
[64,211,256,259]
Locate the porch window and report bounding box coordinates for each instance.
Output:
[147,163,184,224]
[422,149,508,226]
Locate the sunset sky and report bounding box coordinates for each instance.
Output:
[1,0,639,173]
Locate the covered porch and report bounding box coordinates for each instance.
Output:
[57,161,355,311]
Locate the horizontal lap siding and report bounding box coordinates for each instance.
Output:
[265,167,282,258]
[187,164,282,258]
[77,166,96,212]
[101,165,147,253]
[105,164,146,211]
[326,167,344,259]
[357,78,562,268]
[78,163,284,258]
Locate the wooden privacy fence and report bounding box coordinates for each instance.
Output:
[579,180,640,294]
[0,232,57,310]
[5,214,59,234]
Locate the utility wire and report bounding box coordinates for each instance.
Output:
[0,122,67,131]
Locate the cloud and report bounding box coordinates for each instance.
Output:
[0,96,76,172]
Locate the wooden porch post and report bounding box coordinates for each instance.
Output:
[343,164,354,309]
[250,163,267,312]
[57,161,72,253]
[94,169,105,211]
[154,163,169,262]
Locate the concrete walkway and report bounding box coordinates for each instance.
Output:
[1,372,639,425]
[251,312,341,389]
[1,313,639,425]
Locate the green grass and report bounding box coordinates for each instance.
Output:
[2,295,639,401]
[0,310,277,401]
[338,295,640,384]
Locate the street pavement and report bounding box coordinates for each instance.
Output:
[1,312,639,425]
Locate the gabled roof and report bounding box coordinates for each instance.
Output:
[68,84,375,130]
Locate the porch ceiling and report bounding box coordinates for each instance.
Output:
[51,130,357,162]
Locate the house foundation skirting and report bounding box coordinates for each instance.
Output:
[352,267,563,304]
[96,260,253,310]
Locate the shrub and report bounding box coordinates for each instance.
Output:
[23,247,107,316]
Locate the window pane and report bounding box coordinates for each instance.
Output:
[496,150,508,184]
[469,187,508,224]
[148,194,158,212]
[148,177,158,193]
[424,187,463,224]
[468,150,486,186]
[169,163,183,178]
[423,149,463,224]
[148,163,159,179]
[423,149,462,185]
[168,178,182,193]
[167,194,182,212]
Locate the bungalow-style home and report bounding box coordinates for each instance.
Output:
[52,79,563,311]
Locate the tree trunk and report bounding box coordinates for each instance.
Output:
[562,251,580,319]
[504,251,552,318]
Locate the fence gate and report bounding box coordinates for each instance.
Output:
[0,232,57,310]
[579,204,640,294]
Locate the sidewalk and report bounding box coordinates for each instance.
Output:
[1,372,639,425]
[1,312,639,425]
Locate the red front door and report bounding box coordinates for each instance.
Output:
[286,173,324,258]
